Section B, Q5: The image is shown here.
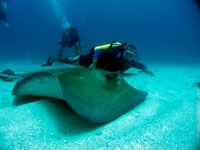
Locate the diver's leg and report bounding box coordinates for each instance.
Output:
[49,57,74,64]
[42,56,65,67]
[42,55,80,67]
[61,57,75,64]
[42,56,53,66]
[74,42,81,56]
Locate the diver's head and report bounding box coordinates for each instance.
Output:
[123,45,137,61]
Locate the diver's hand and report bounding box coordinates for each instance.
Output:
[106,71,121,82]
[143,70,155,76]
[89,63,96,69]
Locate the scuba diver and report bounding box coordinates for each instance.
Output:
[42,41,153,75]
[57,20,81,61]
[0,0,9,27]
[43,20,81,67]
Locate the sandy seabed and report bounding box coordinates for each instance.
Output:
[0,62,199,150]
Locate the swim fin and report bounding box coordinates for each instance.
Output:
[42,56,53,67]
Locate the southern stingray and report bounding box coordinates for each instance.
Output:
[11,67,147,123]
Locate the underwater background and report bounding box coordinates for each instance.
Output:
[0,0,200,64]
[0,1,200,149]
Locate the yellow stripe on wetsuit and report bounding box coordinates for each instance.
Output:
[94,42,122,51]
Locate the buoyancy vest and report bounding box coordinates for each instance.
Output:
[90,41,127,54]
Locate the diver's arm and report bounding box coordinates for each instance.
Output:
[130,60,147,70]
[130,60,154,76]
[89,49,102,69]
[89,57,98,69]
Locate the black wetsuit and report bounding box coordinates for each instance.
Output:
[78,48,147,72]
[60,26,80,47]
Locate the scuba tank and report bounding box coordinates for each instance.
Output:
[92,41,127,53]
[94,42,123,51]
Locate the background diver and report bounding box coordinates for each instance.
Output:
[42,41,153,75]
[57,20,81,61]
[0,0,9,27]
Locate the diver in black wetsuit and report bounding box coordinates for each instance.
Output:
[0,0,8,27]
[77,43,152,74]
[43,41,153,75]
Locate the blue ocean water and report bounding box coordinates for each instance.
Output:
[0,1,199,149]
[0,0,200,63]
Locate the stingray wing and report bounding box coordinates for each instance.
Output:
[12,67,147,123]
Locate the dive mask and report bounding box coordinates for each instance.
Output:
[123,50,135,60]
